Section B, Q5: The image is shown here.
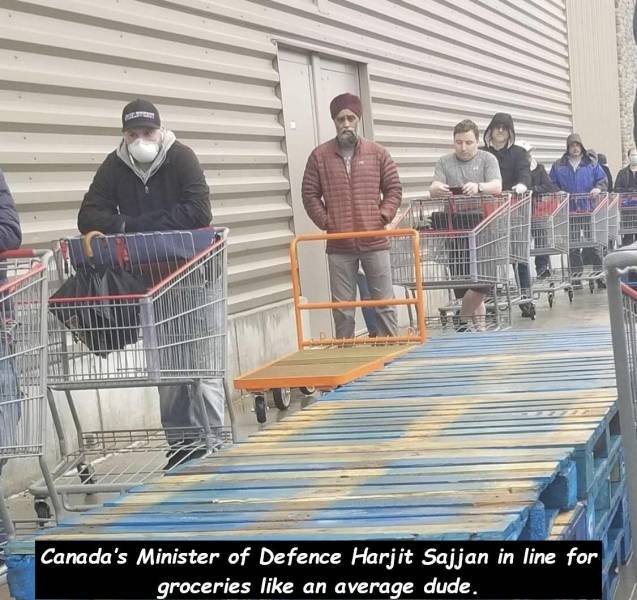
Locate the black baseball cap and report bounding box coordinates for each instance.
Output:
[121,99,161,131]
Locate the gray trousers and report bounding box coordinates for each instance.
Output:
[159,379,225,445]
[328,250,398,339]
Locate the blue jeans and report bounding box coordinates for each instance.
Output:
[357,272,378,337]
[535,255,550,274]
[515,263,531,295]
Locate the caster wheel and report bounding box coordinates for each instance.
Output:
[568,289,574,303]
[273,388,291,411]
[299,386,316,397]
[548,293,554,308]
[78,462,96,486]
[34,499,51,525]
[254,394,267,424]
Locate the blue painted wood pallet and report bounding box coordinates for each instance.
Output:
[587,446,626,542]
[548,502,587,541]
[601,486,631,600]
[4,327,621,600]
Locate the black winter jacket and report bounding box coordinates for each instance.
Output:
[483,144,532,191]
[78,141,211,234]
[530,163,559,195]
[615,166,637,193]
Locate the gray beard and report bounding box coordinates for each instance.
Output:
[337,131,357,148]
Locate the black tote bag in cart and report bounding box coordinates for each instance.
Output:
[49,232,146,358]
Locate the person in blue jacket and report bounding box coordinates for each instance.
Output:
[549,133,607,287]
[0,168,22,571]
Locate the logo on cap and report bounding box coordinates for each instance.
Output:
[124,111,155,122]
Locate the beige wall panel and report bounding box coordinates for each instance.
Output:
[566,0,623,173]
[2,0,575,315]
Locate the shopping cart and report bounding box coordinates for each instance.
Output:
[568,192,609,292]
[530,192,573,306]
[608,193,620,250]
[604,249,637,589]
[508,191,535,318]
[391,194,511,331]
[618,192,637,246]
[0,250,61,551]
[29,229,234,518]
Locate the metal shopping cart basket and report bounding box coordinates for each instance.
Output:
[508,191,535,317]
[608,193,620,250]
[0,250,62,549]
[530,192,573,306]
[28,228,234,518]
[617,192,637,246]
[568,192,609,292]
[391,193,511,331]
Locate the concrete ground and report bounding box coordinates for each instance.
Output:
[1,286,635,599]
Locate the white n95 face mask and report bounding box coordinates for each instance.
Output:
[128,139,159,163]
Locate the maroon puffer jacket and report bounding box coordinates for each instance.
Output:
[301,137,402,253]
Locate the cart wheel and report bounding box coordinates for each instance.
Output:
[254,394,267,424]
[568,289,574,303]
[34,499,51,525]
[299,386,316,397]
[589,280,595,294]
[77,462,96,486]
[548,293,554,308]
[273,388,291,411]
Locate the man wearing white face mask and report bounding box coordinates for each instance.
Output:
[78,99,224,470]
[79,98,211,234]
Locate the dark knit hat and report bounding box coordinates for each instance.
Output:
[329,93,362,119]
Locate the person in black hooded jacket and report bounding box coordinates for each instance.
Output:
[482,113,533,316]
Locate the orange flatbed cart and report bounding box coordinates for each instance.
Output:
[234,229,426,422]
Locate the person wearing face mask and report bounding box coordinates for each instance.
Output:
[615,148,637,246]
[78,98,211,234]
[302,93,402,339]
[78,99,224,470]
[482,113,533,316]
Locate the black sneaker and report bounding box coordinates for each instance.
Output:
[164,447,207,471]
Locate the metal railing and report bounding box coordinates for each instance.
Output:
[604,247,637,551]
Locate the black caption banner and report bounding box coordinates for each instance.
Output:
[35,540,602,600]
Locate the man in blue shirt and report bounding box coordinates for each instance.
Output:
[549,133,607,286]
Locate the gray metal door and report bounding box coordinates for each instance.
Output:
[278,48,364,339]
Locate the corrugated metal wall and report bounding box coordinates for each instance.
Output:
[1,0,573,314]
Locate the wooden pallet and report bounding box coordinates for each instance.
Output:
[5,328,622,600]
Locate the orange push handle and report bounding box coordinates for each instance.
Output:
[289,228,426,349]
